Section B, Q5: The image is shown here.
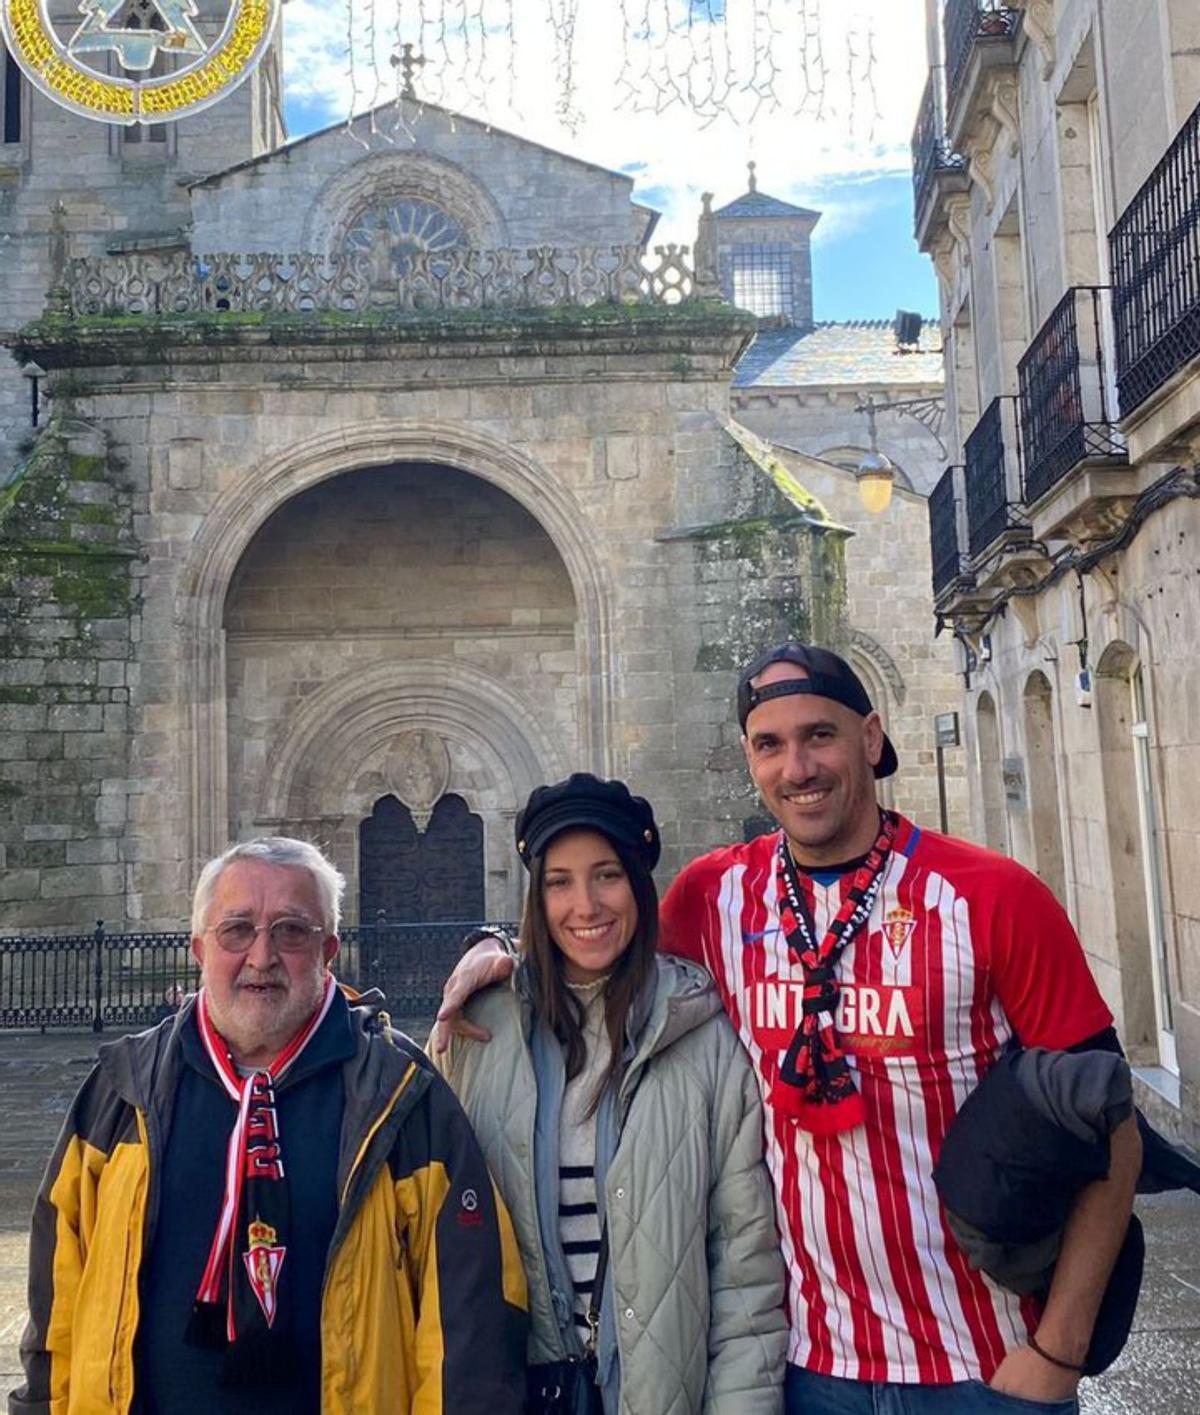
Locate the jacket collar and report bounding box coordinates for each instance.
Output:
[512,952,719,1070]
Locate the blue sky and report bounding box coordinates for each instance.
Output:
[280,1,938,323]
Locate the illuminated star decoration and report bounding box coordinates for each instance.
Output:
[70,0,206,73]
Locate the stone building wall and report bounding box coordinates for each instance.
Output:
[2,301,854,931]
[1,13,647,479]
[0,417,139,929]
[188,107,653,257]
[921,0,1200,1143]
[222,464,580,914]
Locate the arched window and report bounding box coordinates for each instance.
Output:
[975,691,1006,852]
[1022,671,1065,901]
[1096,643,1175,1070]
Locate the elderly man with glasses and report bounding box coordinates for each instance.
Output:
[11,837,527,1415]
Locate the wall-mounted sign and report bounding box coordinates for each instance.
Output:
[1,0,280,126]
[934,711,960,749]
[1002,756,1026,805]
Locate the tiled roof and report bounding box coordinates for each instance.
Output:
[734,320,945,389]
[714,190,822,220]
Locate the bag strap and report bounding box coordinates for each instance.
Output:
[583,1063,646,1359]
[584,1225,609,1358]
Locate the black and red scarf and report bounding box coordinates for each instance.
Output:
[185,975,336,1384]
[771,812,898,1134]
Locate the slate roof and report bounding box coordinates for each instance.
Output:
[714,190,822,221]
[734,320,945,389]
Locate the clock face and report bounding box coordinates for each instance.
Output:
[1,0,280,125]
[345,197,469,273]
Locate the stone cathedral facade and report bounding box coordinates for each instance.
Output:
[0,7,965,932]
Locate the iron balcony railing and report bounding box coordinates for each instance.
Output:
[1018,286,1128,504]
[944,0,1021,115]
[1110,99,1200,417]
[929,465,965,597]
[912,72,968,225]
[965,396,1024,559]
[0,918,509,1031]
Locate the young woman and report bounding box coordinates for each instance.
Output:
[435,772,786,1415]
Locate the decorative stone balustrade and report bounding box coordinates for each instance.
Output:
[60,243,718,318]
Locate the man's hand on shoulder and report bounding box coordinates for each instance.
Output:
[430,937,516,1054]
[989,1344,1080,1404]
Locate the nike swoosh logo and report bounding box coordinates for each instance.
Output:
[742,927,782,943]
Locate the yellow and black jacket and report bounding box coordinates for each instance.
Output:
[10,993,528,1415]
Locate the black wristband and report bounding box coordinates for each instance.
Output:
[1027,1333,1086,1374]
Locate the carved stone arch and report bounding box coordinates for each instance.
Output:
[848,632,906,810]
[847,630,907,709]
[257,659,567,824]
[302,152,508,258]
[176,420,616,870]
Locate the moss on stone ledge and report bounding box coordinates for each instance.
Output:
[11,299,753,370]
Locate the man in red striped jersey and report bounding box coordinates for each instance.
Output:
[436,642,1141,1413]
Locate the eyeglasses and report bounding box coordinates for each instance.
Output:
[208,918,326,953]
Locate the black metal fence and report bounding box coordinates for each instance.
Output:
[929,466,965,597]
[965,396,1023,558]
[0,919,509,1031]
[1019,286,1127,504]
[1110,98,1200,417]
[944,0,1020,114]
[912,73,968,224]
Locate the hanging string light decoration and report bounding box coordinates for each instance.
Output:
[337,0,879,136]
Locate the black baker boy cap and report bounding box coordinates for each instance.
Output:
[736,641,899,780]
[515,773,661,871]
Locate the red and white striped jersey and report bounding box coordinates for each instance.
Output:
[660,817,1112,1385]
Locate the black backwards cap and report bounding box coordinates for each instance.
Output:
[515,772,661,871]
[736,641,899,779]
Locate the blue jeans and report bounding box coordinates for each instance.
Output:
[784,1366,1079,1415]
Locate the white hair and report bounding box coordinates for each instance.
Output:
[191,837,346,937]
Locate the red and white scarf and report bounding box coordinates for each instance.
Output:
[185,974,336,1382]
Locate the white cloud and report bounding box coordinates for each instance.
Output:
[280,1,929,245]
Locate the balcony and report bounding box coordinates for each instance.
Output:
[1110,99,1200,457]
[944,0,1021,141]
[965,397,1028,561]
[912,73,969,247]
[929,465,967,599]
[1019,287,1128,512]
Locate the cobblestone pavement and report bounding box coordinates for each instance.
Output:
[0,1030,1197,1409]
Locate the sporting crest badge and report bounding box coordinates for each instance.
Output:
[882,906,917,960]
[243,1216,286,1328]
[0,0,281,126]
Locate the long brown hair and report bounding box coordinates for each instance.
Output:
[520,833,658,1115]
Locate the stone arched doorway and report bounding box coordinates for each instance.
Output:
[178,421,615,877]
[358,793,485,924]
[1022,671,1066,902]
[975,690,1006,852]
[220,458,577,918]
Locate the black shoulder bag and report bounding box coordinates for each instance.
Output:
[525,1224,607,1415]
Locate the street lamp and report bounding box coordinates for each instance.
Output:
[854,390,949,516]
[855,396,896,515]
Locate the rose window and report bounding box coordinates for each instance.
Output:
[344,197,468,274]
